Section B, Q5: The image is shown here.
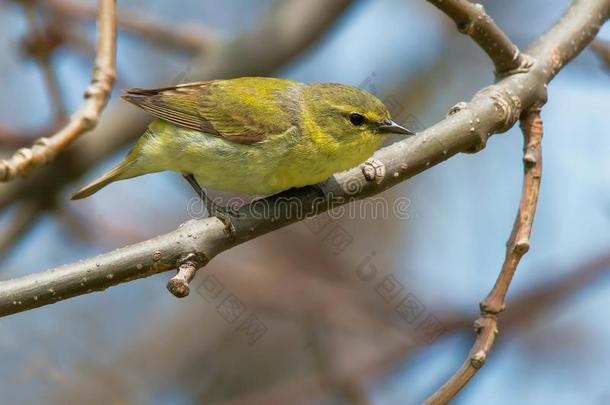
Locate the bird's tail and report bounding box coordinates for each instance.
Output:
[70,159,136,200]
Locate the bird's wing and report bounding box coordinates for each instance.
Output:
[121,79,299,145]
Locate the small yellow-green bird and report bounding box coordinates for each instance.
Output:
[71,77,414,212]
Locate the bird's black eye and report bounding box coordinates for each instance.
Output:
[349,113,365,126]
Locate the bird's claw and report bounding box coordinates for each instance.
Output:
[207,203,238,238]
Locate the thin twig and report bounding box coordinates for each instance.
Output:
[427,0,532,76]
[0,0,116,182]
[423,108,543,404]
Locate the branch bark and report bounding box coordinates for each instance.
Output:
[1,0,607,318]
[0,0,116,182]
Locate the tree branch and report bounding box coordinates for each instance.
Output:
[426,0,532,76]
[0,0,607,328]
[0,0,116,182]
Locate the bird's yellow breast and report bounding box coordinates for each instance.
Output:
[140,119,384,196]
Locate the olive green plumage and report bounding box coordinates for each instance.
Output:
[71,77,413,200]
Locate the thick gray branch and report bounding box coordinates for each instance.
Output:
[1,0,609,317]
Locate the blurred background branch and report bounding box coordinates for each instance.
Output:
[0,0,116,182]
[38,245,610,404]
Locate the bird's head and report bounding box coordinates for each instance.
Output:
[302,83,414,146]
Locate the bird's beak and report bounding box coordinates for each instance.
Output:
[378,120,415,135]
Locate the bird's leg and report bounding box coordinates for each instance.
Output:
[182,173,237,237]
[182,173,214,212]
